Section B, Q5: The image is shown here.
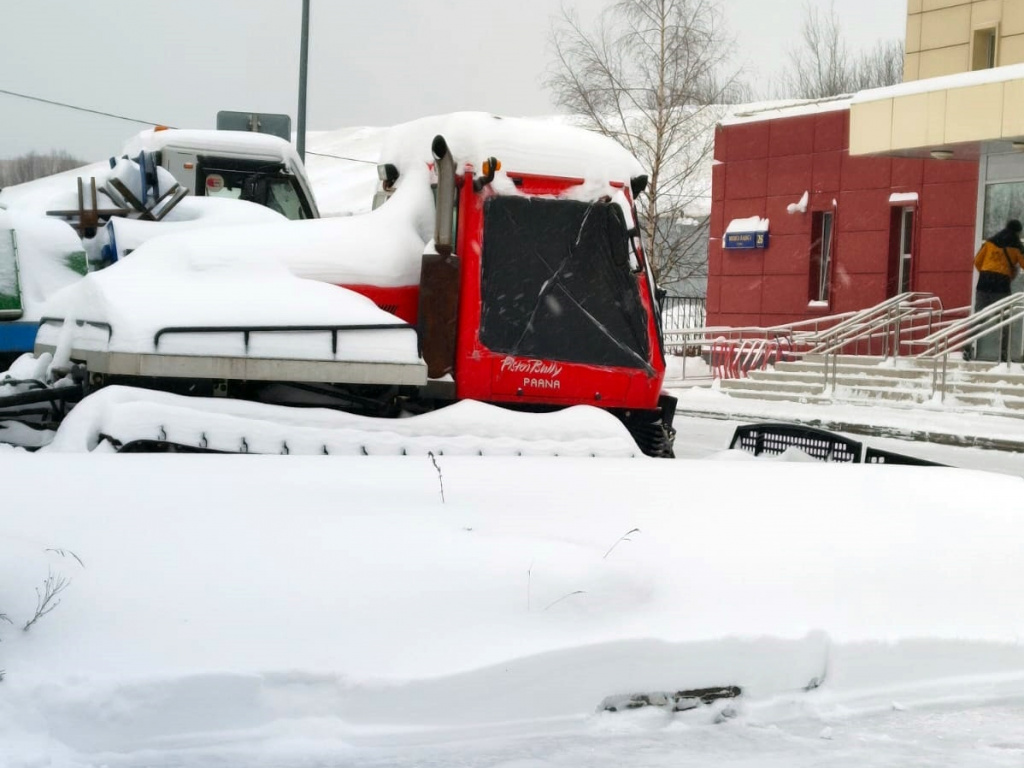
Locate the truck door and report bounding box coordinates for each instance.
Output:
[160,150,199,195]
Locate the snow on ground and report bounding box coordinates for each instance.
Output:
[2,451,1024,766]
[667,374,1024,455]
[663,355,1024,470]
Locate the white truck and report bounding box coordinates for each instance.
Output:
[0,120,319,360]
[123,127,319,221]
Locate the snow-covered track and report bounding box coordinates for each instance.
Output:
[44,386,645,457]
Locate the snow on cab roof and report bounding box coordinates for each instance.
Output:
[719,96,853,126]
[121,128,307,169]
[380,111,646,183]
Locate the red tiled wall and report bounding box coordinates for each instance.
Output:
[706,109,979,328]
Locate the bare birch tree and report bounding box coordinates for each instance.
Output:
[548,0,744,291]
[780,1,903,99]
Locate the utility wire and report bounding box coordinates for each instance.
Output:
[304,150,377,165]
[0,87,172,128]
[1,86,379,165]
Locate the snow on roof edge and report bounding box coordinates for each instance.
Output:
[719,96,853,126]
[852,62,1024,104]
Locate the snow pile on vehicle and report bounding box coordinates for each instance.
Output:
[45,385,643,457]
[305,126,386,216]
[0,208,87,318]
[1,455,1023,763]
[280,161,434,286]
[104,196,285,260]
[121,128,305,176]
[35,227,419,361]
[381,111,646,185]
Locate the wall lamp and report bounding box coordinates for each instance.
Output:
[929,149,954,160]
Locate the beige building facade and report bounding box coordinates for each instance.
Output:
[853,0,1024,160]
[905,0,1024,81]
[847,0,1024,358]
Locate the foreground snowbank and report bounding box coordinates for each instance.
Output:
[1,454,1023,762]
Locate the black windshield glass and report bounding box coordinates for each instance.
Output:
[479,196,651,370]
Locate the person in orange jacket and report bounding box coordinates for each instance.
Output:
[973,219,1024,362]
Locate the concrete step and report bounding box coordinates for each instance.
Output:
[948,392,1024,410]
[800,354,888,366]
[796,353,1009,372]
[833,385,929,404]
[719,377,824,394]
[957,370,1024,386]
[711,387,830,404]
[750,370,932,388]
[946,380,1024,398]
[770,364,933,382]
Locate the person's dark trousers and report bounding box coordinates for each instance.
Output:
[975,288,1012,362]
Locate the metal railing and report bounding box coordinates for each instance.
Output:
[663,292,957,385]
[905,293,1024,400]
[660,296,707,332]
[802,293,942,357]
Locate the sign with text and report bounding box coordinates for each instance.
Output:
[724,230,769,250]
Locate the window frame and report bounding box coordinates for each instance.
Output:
[971,26,998,71]
[808,210,835,305]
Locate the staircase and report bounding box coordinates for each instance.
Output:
[718,354,1024,415]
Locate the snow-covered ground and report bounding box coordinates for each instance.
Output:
[3,112,1024,766]
[3,451,1024,767]
[663,356,1024,476]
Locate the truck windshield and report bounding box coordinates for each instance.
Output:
[198,159,312,220]
[478,196,652,371]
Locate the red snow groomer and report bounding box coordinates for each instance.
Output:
[343,130,675,456]
[25,116,677,456]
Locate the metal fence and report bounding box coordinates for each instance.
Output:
[661,296,706,331]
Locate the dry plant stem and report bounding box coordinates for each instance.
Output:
[544,590,586,611]
[428,451,445,503]
[603,527,641,559]
[23,570,70,632]
[46,548,85,568]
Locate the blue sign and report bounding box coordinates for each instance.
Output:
[724,231,769,250]
[0,321,38,353]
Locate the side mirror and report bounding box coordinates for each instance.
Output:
[377,163,399,190]
[432,135,456,257]
[630,174,649,199]
[473,156,500,192]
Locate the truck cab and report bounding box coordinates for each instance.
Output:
[123,128,319,221]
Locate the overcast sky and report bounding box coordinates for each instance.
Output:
[0,0,906,162]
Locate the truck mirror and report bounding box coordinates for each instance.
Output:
[377,163,399,190]
[432,135,456,256]
[473,156,500,192]
[631,175,649,199]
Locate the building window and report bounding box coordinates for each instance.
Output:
[808,211,834,304]
[972,27,997,71]
[983,181,1024,237]
[887,207,914,297]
